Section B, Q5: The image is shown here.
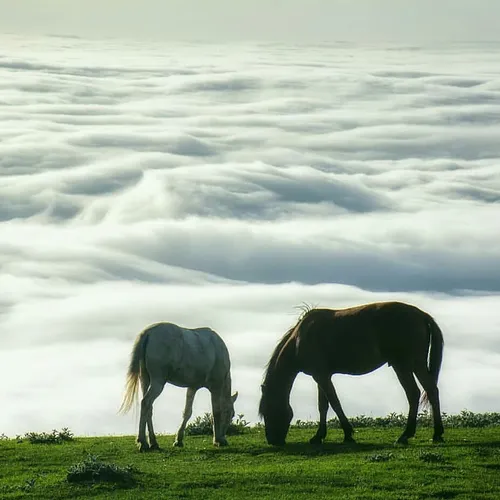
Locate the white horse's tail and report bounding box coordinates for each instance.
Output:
[118,330,149,415]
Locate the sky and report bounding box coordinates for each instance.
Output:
[1,23,500,440]
[0,0,499,42]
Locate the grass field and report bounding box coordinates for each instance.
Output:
[1,417,500,499]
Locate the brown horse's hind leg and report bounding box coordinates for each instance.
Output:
[392,366,421,446]
[414,367,444,443]
[313,375,354,443]
[310,384,329,445]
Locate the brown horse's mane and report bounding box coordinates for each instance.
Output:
[261,303,318,386]
[294,302,316,321]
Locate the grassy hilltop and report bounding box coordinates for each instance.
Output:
[1,412,499,499]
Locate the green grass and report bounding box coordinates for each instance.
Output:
[1,424,499,499]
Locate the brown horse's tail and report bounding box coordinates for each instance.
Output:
[118,330,149,415]
[420,315,444,408]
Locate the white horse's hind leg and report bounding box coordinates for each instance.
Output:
[139,370,159,449]
[173,387,197,447]
[141,374,161,450]
[138,379,164,452]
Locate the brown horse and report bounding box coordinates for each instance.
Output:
[259,301,444,446]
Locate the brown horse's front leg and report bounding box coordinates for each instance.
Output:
[313,375,355,443]
[310,384,329,444]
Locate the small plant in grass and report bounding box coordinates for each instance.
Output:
[0,478,39,495]
[0,433,8,441]
[228,413,251,435]
[419,451,446,463]
[367,452,394,462]
[186,413,250,436]
[18,428,74,444]
[21,478,36,492]
[67,454,137,486]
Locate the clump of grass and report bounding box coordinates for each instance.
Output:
[293,410,500,430]
[0,433,9,441]
[367,452,394,462]
[67,454,137,486]
[294,412,417,429]
[17,428,74,444]
[419,451,446,463]
[186,413,213,436]
[445,410,500,428]
[186,413,250,436]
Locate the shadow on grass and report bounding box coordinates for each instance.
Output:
[455,440,500,449]
[265,438,500,456]
[150,436,500,460]
[482,464,500,471]
[161,441,398,458]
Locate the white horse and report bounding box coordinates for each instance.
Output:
[119,322,238,451]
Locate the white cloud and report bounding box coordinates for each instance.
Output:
[1,34,500,438]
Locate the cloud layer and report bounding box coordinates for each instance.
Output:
[1,34,500,437]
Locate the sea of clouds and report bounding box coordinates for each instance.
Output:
[1,34,500,438]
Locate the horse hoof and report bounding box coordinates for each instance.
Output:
[309,436,323,445]
[138,443,150,453]
[150,443,161,451]
[395,436,409,446]
[433,436,445,444]
[343,436,356,444]
[214,439,229,447]
[173,441,184,448]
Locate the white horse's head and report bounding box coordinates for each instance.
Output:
[214,373,239,445]
[221,390,238,431]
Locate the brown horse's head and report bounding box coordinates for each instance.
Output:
[259,382,294,446]
[259,322,302,446]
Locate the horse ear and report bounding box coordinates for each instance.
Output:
[231,391,238,403]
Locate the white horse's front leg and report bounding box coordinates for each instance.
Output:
[173,388,197,447]
[210,390,229,447]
